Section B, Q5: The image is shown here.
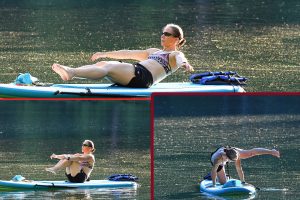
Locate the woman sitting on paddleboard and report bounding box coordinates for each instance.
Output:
[45,140,95,183]
[210,146,280,186]
[52,23,194,88]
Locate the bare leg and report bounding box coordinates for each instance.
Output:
[217,168,227,184]
[45,159,72,174]
[52,63,107,81]
[52,61,135,85]
[66,161,82,177]
[239,148,280,159]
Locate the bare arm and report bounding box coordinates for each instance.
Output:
[173,52,194,72]
[49,154,65,160]
[68,154,94,162]
[91,48,159,62]
[50,153,94,162]
[211,164,218,187]
[235,159,245,182]
[211,156,222,186]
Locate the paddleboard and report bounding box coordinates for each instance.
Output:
[0,82,245,98]
[0,180,138,191]
[200,179,256,196]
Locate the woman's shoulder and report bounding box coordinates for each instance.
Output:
[83,153,95,160]
[169,51,185,58]
[88,154,95,163]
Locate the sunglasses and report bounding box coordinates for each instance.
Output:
[82,144,91,147]
[162,32,176,37]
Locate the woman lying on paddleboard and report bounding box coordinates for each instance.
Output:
[52,23,194,88]
[210,146,280,187]
[45,140,95,183]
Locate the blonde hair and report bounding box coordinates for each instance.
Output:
[164,23,186,48]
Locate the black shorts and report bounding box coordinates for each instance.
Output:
[125,63,153,88]
[216,165,224,172]
[210,161,224,172]
[66,170,87,183]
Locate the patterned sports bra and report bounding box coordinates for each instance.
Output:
[148,51,172,74]
[80,161,94,170]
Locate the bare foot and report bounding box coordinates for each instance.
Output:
[272,149,280,158]
[45,168,57,174]
[52,63,75,81]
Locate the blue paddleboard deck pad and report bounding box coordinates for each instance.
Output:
[0,82,245,98]
[200,179,256,196]
[0,180,137,191]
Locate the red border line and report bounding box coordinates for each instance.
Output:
[151,91,300,98]
[150,94,155,200]
[0,97,150,101]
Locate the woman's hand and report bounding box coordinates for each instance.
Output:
[50,153,66,160]
[182,62,194,72]
[91,52,106,61]
[50,153,57,159]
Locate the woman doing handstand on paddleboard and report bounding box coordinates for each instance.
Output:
[45,140,95,183]
[210,146,280,187]
[52,24,194,88]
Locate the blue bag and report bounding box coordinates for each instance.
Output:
[108,174,138,182]
[203,172,212,180]
[190,71,247,85]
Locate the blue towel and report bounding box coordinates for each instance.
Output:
[11,175,26,182]
[15,73,39,85]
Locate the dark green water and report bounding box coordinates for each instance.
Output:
[154,95,300,199]
[0,0,299,91]
[0,100,150,199]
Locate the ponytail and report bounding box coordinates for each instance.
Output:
[178,38,186,49]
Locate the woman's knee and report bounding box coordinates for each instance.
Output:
[95,61,121,67]
[95,61,107,67]
[217,169,227,184]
